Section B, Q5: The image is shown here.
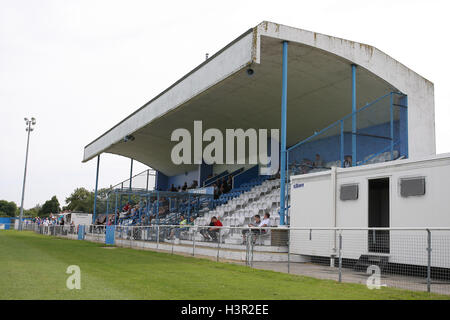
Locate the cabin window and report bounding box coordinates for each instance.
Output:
[340,184,358,201]
[400,177,425,197]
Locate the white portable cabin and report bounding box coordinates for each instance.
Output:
[289,153,450,268]
[63,212,92,226]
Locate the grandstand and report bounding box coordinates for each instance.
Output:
[82,21,441,263]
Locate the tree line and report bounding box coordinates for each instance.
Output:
[0,187,112,217]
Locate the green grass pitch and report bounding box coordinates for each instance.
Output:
[0,230,448,300]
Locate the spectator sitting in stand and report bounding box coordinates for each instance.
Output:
[167,215,188,240]
[107,216,114,226]
[213,183,219,199]
[300,159,313,174]
[222,179,229,193]
[313,154,324,168]
[242,213,271,244]
[182,182,188,191]
[120,207,131,218]
[344,155,352,168]
[227,176,233,191]
[200,216,223,242]
[189,180,198,189]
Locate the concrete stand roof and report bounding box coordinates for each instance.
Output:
[83,21,435,176]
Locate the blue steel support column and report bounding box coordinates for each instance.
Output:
[197,197,200,216]
[156,192,160,223]
[285,152,289,222]
[146,195,150,223]
[138,195,141,223]
[128,159,133,202]
[93,155,100,224]
[340,120,344,167]
[400,95,409,158]
[106,194,110,225]
[188,194,191,220]
[351,64,357,167]
[279,41,288,226]
[114,193,118,225]
[390,92,394,160]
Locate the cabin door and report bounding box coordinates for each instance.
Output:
[368,178,390,253]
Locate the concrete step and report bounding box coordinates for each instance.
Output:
[113,238,298,262]
[70,233,294,262]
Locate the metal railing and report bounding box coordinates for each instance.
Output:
[110,169,156,192]
[93,169,156,218]
[287,92,408,175]
[9,223,450,295]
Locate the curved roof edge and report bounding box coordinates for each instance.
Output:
[83,21,435,163]
[83,28,254,162]
[254,21,433,85]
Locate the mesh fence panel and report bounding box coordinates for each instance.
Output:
[14,223,450,295]
[286,92,408,175]
[288,121,341,178]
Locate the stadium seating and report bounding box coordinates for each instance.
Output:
[118,150,401,230]
[194,177,281,245]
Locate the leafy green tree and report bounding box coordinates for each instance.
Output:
[65,188,94,212]
[0,200,18,217]
[64,187,135,215]
[24,204,41,217]
[39,196,60,216]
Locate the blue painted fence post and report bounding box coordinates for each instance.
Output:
[78,225,85,240]
[105,225,115,245]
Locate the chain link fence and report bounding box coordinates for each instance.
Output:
[6,223,450,295]
[287,227,450,295]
